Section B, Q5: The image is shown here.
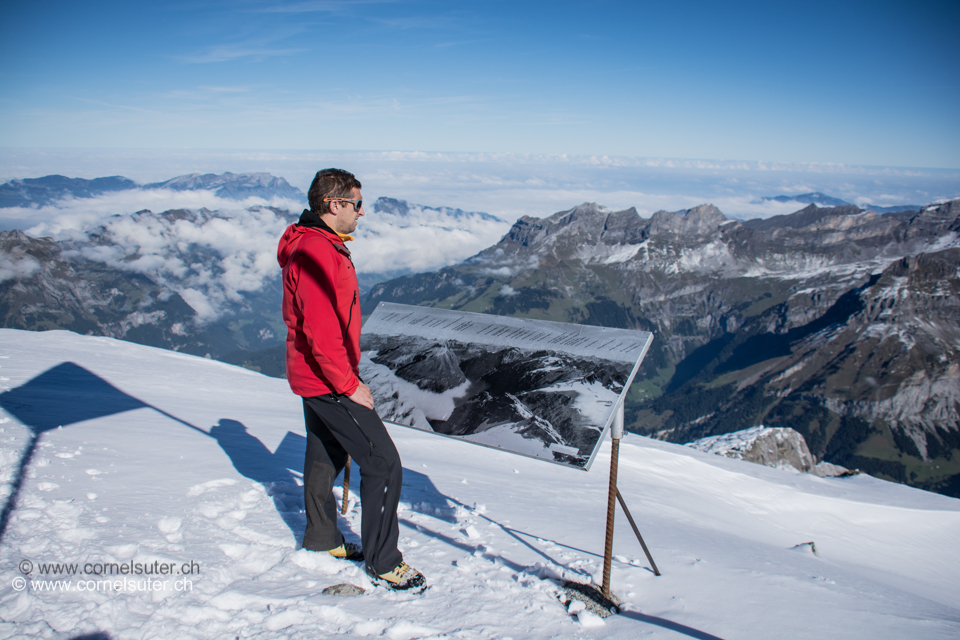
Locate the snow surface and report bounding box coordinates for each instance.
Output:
[1,329,959,639]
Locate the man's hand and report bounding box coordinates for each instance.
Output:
[347,382,374,410]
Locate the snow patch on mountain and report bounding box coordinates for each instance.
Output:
[672,240,737,274]
[577,242,644,265]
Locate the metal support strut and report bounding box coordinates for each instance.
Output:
[616,489,661,576]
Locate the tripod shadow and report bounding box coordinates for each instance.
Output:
[0,362,149,541]
[398,468,590,574]
[397,468,725,640]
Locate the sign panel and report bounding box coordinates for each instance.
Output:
[360,302,653,470]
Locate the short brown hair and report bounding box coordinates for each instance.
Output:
[307,168,362,213]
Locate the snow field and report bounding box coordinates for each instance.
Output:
[0,329,957,639]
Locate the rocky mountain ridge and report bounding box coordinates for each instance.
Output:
[365,198,960,497]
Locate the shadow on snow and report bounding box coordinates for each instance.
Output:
[1,362,725,640]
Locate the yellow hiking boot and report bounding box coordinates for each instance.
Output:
[325,541,364,562]
[375,561,426,592]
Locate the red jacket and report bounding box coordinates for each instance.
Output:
[277,222,361,398]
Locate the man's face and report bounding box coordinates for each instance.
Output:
[331,187,365,235]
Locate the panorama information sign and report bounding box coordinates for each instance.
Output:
[360,302,653,470]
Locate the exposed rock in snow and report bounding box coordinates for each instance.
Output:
[687,426,848,475]
[811,461,852,478]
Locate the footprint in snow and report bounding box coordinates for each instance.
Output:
[158,516,183,542]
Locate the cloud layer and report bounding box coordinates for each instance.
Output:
[13,187,510,322]
[353,201,509,273]
[4,150,955,229]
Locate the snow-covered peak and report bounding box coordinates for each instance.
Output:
[143,172,304,201]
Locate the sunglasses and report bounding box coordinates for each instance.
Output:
[323,197,362,211]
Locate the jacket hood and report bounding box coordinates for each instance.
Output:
[277,218,344,269]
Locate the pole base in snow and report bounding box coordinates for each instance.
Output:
[561,580,622,618]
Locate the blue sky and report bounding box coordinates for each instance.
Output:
[1,0,959,168]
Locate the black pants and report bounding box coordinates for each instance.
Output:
[301,395,403,576]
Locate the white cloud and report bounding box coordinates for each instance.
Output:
[12,185,511,322]
[178,288,219,322]
[0,254,40,283]
[479,266,518,278]
[351,203,509,273]
[24,194,295,323]
[21,190,303,237]
[179,45,305,64]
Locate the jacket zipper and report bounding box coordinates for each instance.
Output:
[346,290,357,332]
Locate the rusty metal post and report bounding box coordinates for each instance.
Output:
[340,455,351,515]
[601,402,624,599]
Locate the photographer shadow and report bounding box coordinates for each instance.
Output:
[209,419,317,543]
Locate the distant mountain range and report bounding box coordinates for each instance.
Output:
[0,175,140,208]
[2,172,957,497]
[0,172,305,208]
[758,191,920,214]
[364,198,960,498]
[373,197,504,224]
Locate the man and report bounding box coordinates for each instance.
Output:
[277,168,425,591]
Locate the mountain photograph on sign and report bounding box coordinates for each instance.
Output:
[360,303,652,469]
